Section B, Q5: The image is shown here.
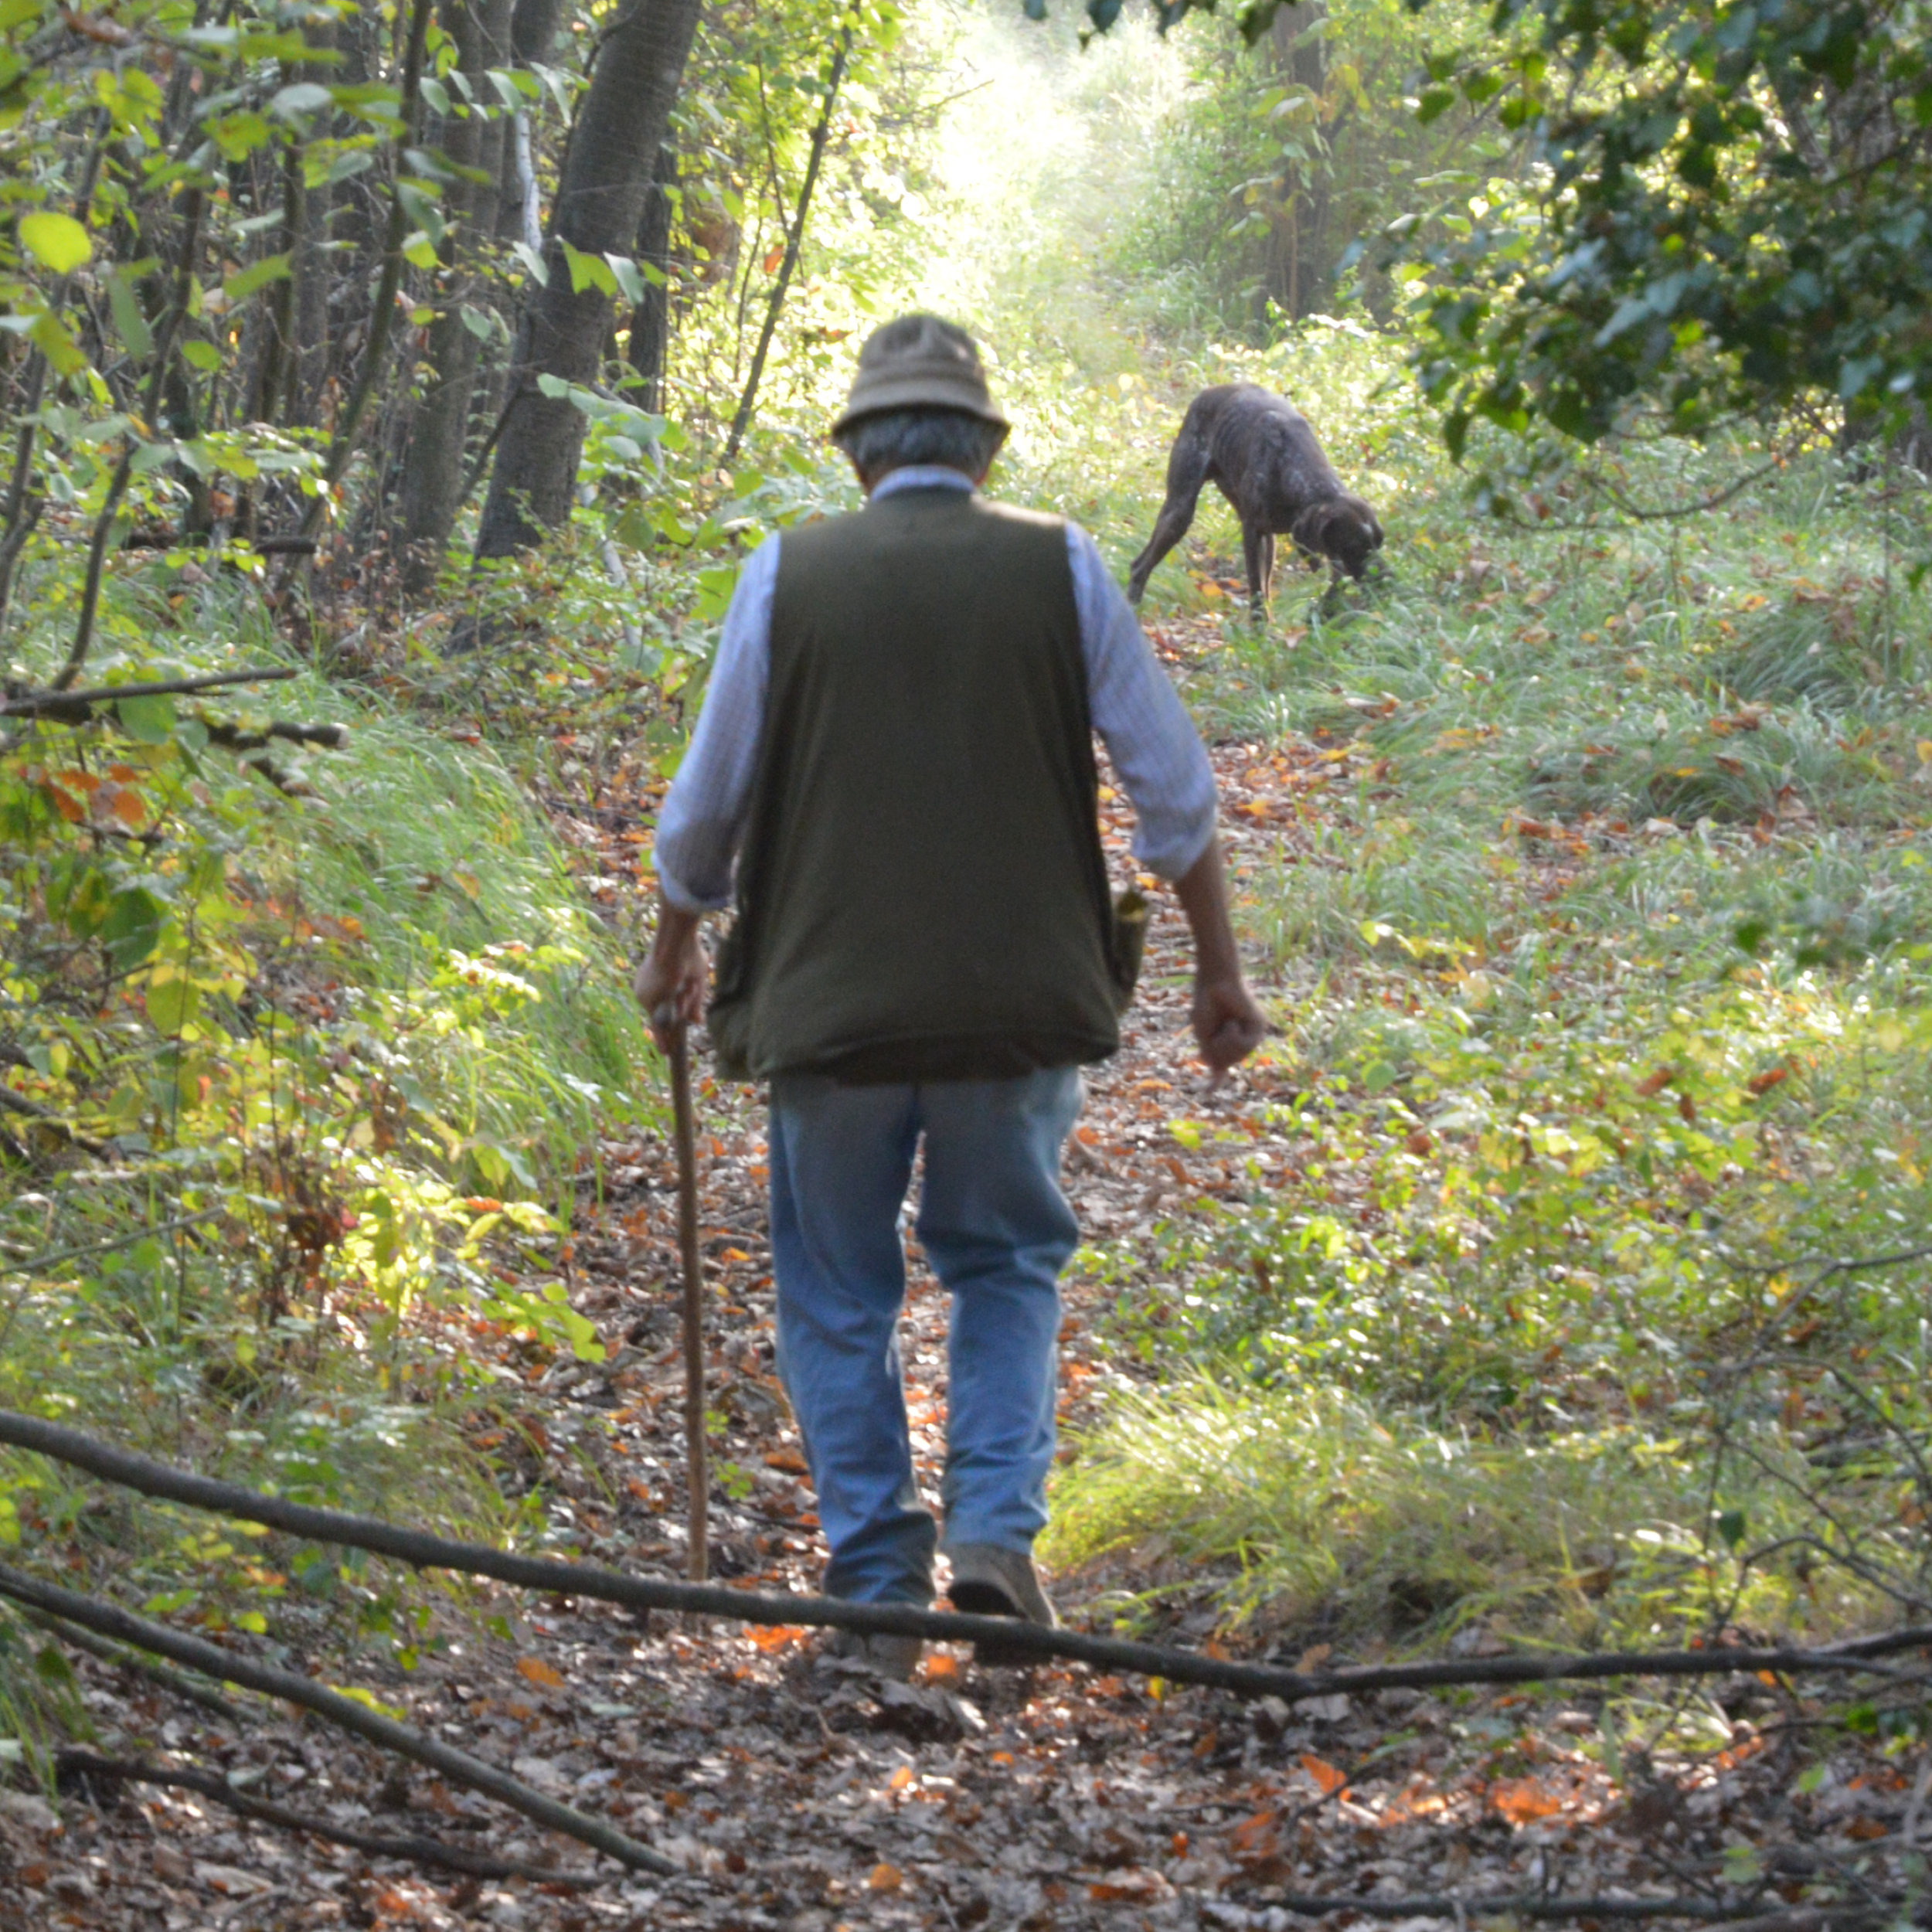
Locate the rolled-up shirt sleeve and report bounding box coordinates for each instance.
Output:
[1065,522,1217,880]
[652,535,780,912]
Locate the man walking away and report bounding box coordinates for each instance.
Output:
[635,315,1266,1676]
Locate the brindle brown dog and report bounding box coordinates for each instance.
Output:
[1127,383,1383,614]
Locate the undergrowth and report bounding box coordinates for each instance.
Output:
[1041,332,1932,1653]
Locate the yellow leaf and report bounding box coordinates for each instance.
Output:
[20,210,92,273]
[515,1655,564,1688]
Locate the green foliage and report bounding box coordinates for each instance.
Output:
[1043,315,1932,1648]
[1393,0,1932,468]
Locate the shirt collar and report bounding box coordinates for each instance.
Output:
[869,465,976,502]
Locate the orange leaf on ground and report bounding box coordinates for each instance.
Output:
[1747,1066,1789,1096]
[1089,1870,1170,1902]
[111,786,146,827]
[1491,1775,1563,1824]
[515,1656,564,1688]
[1301,1753,1349,1796]
[744,1625,804,1653]
[1845,1816,1889,1840]
[1636,1065,1676,1097]
[889,1765,915,1791]
[1228,1808,1280,1855]
[867,1862,903,1892]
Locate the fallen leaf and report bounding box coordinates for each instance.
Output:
[1301,1753,1349,1796]
[515,1655,564,1688]
[868,1862,903,1892]
[1089,1869,1172,1901]
[744,1624,804,1652]
[1636,1065,1676,1097]
[1228,1808,1281,1855]
[1492,1775,1563,1824]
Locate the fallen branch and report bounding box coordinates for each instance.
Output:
[0,1088,109,1158]
[0,1210,226,1278]
[2,1408,1928,1706]
[198,718,349,752]
[1208,1901,1903,1930]
[56,1752,601,1887]
[1227,1896,1736,1923]
[1,665,298,721]
[0,1560,675,1878]
[28,1609,245,1722]
[1582,456,1783,523]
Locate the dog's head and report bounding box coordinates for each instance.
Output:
[1291,495,1385,579]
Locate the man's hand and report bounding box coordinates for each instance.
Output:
[1193,971,1267,1070]
[1172,837,1267,1072]
[633,902,706,1055]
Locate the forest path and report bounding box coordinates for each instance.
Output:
[21,610,1902,1929]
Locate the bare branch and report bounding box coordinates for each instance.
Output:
[1,1407,1927,1706]
[56,1753,603,1888]
[0,1560,675,1877]
[0,666,298,720]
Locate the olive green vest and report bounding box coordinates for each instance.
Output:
[706,486,1124,1083]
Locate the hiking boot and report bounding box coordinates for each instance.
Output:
[946,1543,1056,1663]
[821,1625,924,1682]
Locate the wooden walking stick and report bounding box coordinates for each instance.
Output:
[656,1010,709,1584]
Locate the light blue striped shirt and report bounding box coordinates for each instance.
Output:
[653,466,1217,913]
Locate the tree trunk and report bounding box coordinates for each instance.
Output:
[1267,1,1330,321]
[627,144,676,413]
[290,17,338,429]
[495,0,568,242]
[473,0,704,564]
[399,0,514,594]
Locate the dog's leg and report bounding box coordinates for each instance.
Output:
[1240,522,1271,619]
[1259,532,1276,605]
[1127,431,1211,605]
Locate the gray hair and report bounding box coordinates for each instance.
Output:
[833,406,1006,483]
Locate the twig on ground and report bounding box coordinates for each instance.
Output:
[0,1561,676,1877]
[2,1408,1929,1707]
[0,666,298,720]
[1582,457,1783,522]
[1,1211,226,1277]
[198,719,349,752]
[56,1752,604,1886]
[0,1088,109,1157]
[1211,1900,1906,1930]
[27,1611,244,1721]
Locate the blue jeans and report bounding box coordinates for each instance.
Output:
[767,1068,1083,1604]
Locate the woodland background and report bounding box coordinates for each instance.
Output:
[0,0,1930,1922]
